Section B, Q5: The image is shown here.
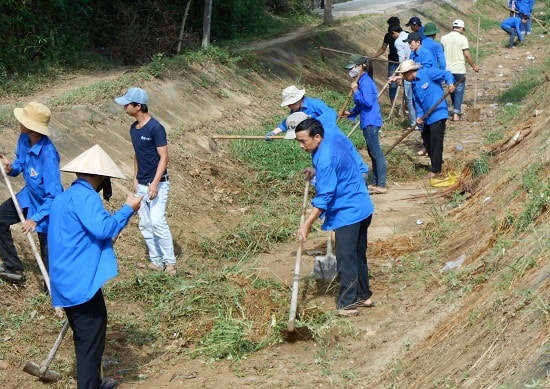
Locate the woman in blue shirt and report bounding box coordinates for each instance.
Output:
[48,145,142,389]
[295,118,375,316]
[343,55,387,194]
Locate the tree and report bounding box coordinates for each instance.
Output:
[202,0,213,48]
[323,0,333,25]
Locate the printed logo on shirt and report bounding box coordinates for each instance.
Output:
[141,136,151,141]
[29,167,38,177]
[421,82,429,89]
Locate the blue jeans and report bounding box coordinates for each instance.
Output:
[450,73,466,115]
[502,26,518,47]
[362,125,386,188]
[404,80,416,126]
[388,62,399,102]
[334,215,372,309]
[136,181,176,267]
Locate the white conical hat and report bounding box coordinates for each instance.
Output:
[61,145,125,179]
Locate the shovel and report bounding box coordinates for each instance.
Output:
[313,231,337,280]
[468,17,481,122]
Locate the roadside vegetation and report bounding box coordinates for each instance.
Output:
[1,0,549,387]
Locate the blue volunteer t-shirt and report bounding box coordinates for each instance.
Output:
[130,116,168,184]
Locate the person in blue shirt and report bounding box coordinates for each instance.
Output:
[422,22,447,70]
[285,111,369,179]
[295,118,375,317]
[264,85,338,140]
[396,60,456,177]
[501,14,530,48]
[405,16,425,39]
[342,54,387,194]
[48,144,142,389]
[0,102,63,282]
[405,31,435,69]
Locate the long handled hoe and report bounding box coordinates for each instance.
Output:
[0,159,68,382]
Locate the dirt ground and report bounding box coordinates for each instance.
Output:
[0,0,549,388]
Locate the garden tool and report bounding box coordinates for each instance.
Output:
[385,75,465,156]
[23,320,70,382]
[287,179,309,333]
[313,231,337,280]
[468,17,481,122]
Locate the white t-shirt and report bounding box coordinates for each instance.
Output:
[440,30,469,74]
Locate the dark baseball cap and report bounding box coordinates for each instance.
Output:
[406,17,422,26]
[404,31,423,43]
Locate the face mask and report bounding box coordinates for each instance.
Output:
[348,66,361,78]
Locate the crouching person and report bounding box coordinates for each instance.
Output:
[48,145,142,389]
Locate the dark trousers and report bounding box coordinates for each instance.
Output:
[421,119,446,174]
[334,215,372,309]
[0,198,49,271]
[64,289,107,389]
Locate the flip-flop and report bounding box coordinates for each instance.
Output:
[416,149,428,156]
[100,377,117,389]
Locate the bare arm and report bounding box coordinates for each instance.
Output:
[463,49,479,72]
[370,43,387,59]
[148,145,169,200]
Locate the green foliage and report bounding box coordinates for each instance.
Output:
[472,154,491,177]
[499,67,543,103]
[146,53,167,78]
[515,163,550,231]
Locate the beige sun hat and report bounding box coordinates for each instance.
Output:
[281,85,306,107]
[13,102,51,136]
[284,112,310,139]
[61,145,125,179]
[396,59,422,73]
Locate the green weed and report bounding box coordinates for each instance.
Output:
[472,154,490,177]
[499,67,544,103]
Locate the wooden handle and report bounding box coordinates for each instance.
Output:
[384,75,465,156]
[288,180,310,332]
[211,135,284,140]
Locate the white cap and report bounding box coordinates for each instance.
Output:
[452,19,465,29]
[284,112,310,139]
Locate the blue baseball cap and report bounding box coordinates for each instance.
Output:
[115,87,148,105]
[405,17,422,26]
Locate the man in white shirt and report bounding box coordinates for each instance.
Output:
[440,19,479,121]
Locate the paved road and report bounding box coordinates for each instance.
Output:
[317,0,420,18]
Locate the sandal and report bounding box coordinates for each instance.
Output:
[416,148,428,156]
[100,377,117,389]
[135,262,164,271]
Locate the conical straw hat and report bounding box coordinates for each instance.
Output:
[61,145,125,179]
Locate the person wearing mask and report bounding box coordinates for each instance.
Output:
[343,55,387,194]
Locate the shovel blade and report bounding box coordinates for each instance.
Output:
[467,108,481,122]
[313,254,337,280]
